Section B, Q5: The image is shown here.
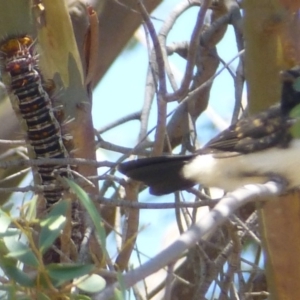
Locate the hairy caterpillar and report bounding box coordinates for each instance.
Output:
[1,35,70,206]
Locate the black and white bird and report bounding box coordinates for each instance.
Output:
[118,67,300,195]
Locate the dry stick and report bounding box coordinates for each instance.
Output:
[230,1,245,124]
[0,139,25,145]
[138,67,156,143]
[137,2,166,97]
[242,241,263,296]
[0,184,60,193]
[174,191,185,235]
[198,212,258,296]
[165,0,210,102]
[97,138,151,155]
[137,1,192,145]
[232,58,245,124]
[159,0,201,92]
[114,50,243,165]
[219,57,236,79]
[115,205,122,252]
[78,226,93,264]
[96,181,283,300]
[0,157,115,169]
[151,50,243,147]
[0,147,28,160]
[218,223,242,299]
[97,110,141,134]
[0,167,30,183]
[95,196,217,209]
[175,49,244,111]
[232,214,261,245]
[245,291,269,299]
[164,263,175,300]
[138,0,167,155]
[138,22,157,144]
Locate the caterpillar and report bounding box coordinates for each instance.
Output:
[0,35,70,207]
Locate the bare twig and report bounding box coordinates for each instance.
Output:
[165,0,211,102]
[97,111,141,134]
[138,1,167,155]
[0,167,30,183]
[159,0,201,92]
[0,139,25,145]
[95,181,283,300]
[0,157,115,169]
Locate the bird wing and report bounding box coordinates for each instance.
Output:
[203,105,292,155]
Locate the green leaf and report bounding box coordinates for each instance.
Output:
[1,202,14,213]
[0,240,16,265]
[1,261,34,287]
[74,274,106,293]
[47,263,94,283]
[39,215,66,254]
[0,209,12,234]
[39,200,68,253]
[44,198,69,219]
[0,228,19,238]
[4,237,39,267]
[65,179,106,248]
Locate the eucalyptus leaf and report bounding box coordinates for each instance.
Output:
[47,263,94,283]
[74,274,106,293]
[44,199,69,219]
[0,209,11,234]
[0,228,19,238]
[2,262,34,287]
[4,237,39,267]
[39,214,66,254]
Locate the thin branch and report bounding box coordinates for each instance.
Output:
[159,0,201,92]
[0,139,25,145]
[0,167,30,183]
[95,181,283,300]
[165,0,210,102]
[137,1,166,96]
[173,49,244,113]
[97,138,152,155]
[97,111,141,134]
[0,157,115,169]
[138,0,167,155]
[95,196,217,209]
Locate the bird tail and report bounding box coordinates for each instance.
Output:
[118,155,196,195]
